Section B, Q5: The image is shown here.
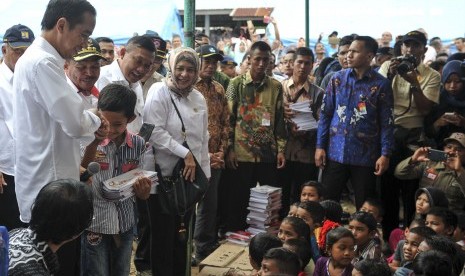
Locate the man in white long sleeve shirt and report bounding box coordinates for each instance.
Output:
[13,0,102,224]
[0,24,35,230]
[96,36,155,134]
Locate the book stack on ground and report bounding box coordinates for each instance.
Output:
[102,168,157,201]
[246,185,282,235]
[225,231,253,246]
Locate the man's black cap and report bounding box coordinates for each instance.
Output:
[73,38,105,61]
[3,24,35,48]
[376,47,394,56]
[195,45,224,61]
[220,56,237,66]
[403,30,427,46]
[143,32,167,59]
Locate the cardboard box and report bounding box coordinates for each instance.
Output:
[199,242,253,274]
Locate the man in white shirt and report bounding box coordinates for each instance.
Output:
[13,0,102,224]
[96,36,155,134]
[0,24,35,230]
[65,38,106,109]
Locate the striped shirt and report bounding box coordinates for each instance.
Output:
[83,132,145,234]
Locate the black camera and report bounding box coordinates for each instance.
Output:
[395,54,417,75]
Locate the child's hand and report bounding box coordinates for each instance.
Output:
[134,177,151,200]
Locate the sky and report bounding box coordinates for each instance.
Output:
[0,0,464,43]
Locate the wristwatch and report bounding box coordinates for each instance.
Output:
[410,84,420,92]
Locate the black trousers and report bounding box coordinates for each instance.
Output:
[0,174,23,230]
[147,194,193,276]
[321,160,376,209]
[225,162,278,232]
[278,161,319,217]
[134,198,151,272]
[380,145,419,241]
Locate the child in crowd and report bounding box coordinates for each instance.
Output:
[388,219,425,270]
[418,235,462,276]
[313,227,355,276]
[300,181,324,202]
[248,233,283,275]
[412,251,452,276]
[348,211,383,264]
[395,226,436,273]
[258,247,301,276]
[278,216,311,244]
[289,201,300,216]
[352,259,391,276]
[320,200,343,224]
[414,187,449,220]
[80,84,152,276]
[284,238,313,275]
[425,207,457,237]
[360,198,384,224]
[292,201,325,262]
[453,211,465,247]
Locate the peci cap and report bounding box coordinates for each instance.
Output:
[444,132,465,148]
[73,38,105,62]
[376,47,394,56]
[3,24,35,48]
[402,30,427,46]
[196,45,224,61]
[220,56,238,66]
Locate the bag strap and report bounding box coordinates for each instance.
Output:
[170,96,187,142]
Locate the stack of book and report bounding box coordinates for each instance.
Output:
[102,168,157,201]
[246,185,282,235]
[225,231,253,246]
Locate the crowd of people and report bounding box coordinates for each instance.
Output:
[1,0,465,275]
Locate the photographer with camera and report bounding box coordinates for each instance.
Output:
[378,30,441,241]
[394,132,465,211]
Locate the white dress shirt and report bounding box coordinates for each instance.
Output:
[143,82,211,178]
[66,77,98,110]
[96,60,144,134]
[13,36,101,222]
[0,62,15,176]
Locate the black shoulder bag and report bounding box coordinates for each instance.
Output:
[155,96,209,221]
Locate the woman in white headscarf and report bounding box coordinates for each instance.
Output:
[143,47,210,276]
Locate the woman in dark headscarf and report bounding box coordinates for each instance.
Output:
[143,47,210,275]
[425,60,465,146]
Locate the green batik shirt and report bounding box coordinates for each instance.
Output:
[226,71,287,163]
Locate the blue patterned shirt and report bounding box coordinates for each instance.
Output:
[316,68,394,167]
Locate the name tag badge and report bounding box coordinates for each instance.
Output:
[358,102,367,115]
[262,112,271,126]
[427,172,438,180]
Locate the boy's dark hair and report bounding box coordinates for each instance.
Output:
[350,211,377,231]
[408,226,437,239]
[339,35,355,48]
[284,238,312,270]
[354,35,378,55]
[249,233,282,269]
[294,47,314,62]
[262,248,300,275]
[29,179,93,244]
[300,181,324,199]
[454,210,465,230]
[363,198,384,217]
[298,201,325,225]
[126,36,156,53]
[41,0,96,31]
[95,37,114,44]
[427,207,458,232]
[423,235,456,259]
[98,83,137,119]
[409,218,426,228]
[282,216,311,245]
[353,259,391,276]
[326,227,354,251]
[250,41,271,54]
[412,251,452,276]
[172,34,181,40]
[320,200,342,223]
